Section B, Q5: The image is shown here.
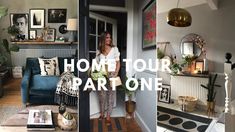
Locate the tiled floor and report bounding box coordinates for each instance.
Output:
[157,101,225,132]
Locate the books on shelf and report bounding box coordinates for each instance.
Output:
[27,110,55,131]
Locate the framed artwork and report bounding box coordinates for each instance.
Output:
[29,30,36,40]
[10,13,29,40]
[195,60,204,73]
[158,84,171,103]
[142,0,156,49]
[48,9,67,23]
[29,9,45,29]
[45,28,56,41]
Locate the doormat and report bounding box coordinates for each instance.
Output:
[157,106,212,132]
[90,117,127,132]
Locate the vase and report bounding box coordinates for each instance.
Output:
[125,100,136,119]
[207,101,215,117]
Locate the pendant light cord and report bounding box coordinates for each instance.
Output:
[177,0,180,8]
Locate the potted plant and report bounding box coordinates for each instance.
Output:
[120,75,140,118]
[7,25,20,41]
[181,55,197,73]
[201,74,221,116]
[0,39,19,71]
[157,48,165,59]
[170,63,182,75]
[0,6,8,18]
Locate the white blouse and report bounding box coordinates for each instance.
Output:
[96,47,120,71]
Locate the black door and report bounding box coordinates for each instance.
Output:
[79,0,90,131]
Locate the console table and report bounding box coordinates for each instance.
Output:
[0,70,10,97]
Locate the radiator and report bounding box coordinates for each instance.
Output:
[170,75,209,105]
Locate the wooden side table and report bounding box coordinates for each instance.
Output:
[0,70,10,97]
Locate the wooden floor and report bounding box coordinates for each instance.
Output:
[0,78,22,106]
[0,78,142,131]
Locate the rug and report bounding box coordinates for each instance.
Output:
[90,117,127,132]
[157,106,212,132]
[0,105,22,125]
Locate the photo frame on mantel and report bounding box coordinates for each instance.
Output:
[45,28,56,42]
[142,0,156,50]
[29,9,45,29]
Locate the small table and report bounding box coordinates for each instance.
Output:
[0,70,10,97]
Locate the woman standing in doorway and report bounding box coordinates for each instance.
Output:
[96,31,120,125]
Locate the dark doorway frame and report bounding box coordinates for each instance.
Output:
[79,0,90,131]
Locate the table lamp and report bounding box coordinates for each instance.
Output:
[67,18,77,42]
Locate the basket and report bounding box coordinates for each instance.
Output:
[178,96,198,112]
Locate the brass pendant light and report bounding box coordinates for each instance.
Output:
[167,0,192,27]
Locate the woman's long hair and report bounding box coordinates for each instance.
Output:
[98,31,114,54]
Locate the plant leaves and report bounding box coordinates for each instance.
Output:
[10,45,19,52]
[2,39,10,53]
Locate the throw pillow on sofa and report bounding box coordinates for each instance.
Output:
[38,57,60,76]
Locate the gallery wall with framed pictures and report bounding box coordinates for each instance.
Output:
[2,0,77,43]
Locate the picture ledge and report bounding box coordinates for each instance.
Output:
[11,41,78,45]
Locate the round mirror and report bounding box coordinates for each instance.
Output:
[180,33,205,58]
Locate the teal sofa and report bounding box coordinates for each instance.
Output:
[21,57,77,105]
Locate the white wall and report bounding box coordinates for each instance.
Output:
[133,0,156,131]
[158,0,235,107]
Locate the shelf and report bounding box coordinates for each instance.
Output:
[11,41,78,45]
[171,73,209,78]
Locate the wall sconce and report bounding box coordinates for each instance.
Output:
[67,18,77,42]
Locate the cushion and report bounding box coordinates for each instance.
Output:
[38,57,60,76]
[29,74,60,96]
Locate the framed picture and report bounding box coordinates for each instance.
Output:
[29,30,36,40]
[45,28,56,41]
[29,9,45,29]
[10,13,29,40]
[142,0,156,49]
[158,84,171,103]
[48,9,67,23]
[195,60,204,73]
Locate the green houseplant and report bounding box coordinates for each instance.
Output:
[7,25,20,41]
[120,75,141,118]
[157,48,165,59]
[0,6,8,18]
[201,74,221,116]
[0,7,19,69]
[170,63,182,75]
[0,39,19,70]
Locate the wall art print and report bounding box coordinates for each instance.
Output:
[142,0,156,49]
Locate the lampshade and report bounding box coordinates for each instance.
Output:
[167,8,192,27]
[0,6,8,18]
[67,19,77,31]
